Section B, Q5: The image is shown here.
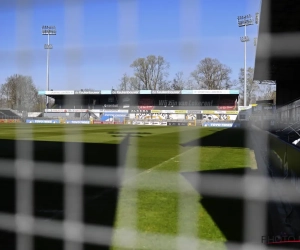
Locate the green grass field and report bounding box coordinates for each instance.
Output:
[0,124,256,249]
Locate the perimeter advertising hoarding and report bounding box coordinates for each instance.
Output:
[130,121,168,126]
[93,121,123,124]
[45,109,129,113]
[65,120,90,124]
[202,122,234,127]
[0,119,21,123]
[167,122,189,126]
[26,120,60,124]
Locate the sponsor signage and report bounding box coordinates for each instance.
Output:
[151,90,181,94]
[39,89,239,96]
[111,90,139,94]
[144,121,153,125]
[74,91,101,94]
[101,90,112,94]
[93,121,123,125]
[187,110,202,114]
[157,110,188,114]
[167,122,188,126]
[129,109,151,113]
[103,109,128,113]
[202,122,234,127]
[45,91,74,95]
[151,110,161,113]
[103,113,127,117]
[126,121,168,126]
[45,109,129,113]
[65,120,90,124]
[252,104,275,113]
[152,122,167,126]
[225,111,239,114]
[174,110,187,114]
[192,90,236,94]
[45,109,89,112]
[0,119,21,123]
[158,99,214,107]
[238,106,252,111]
[132,121,145,125]
[181,90,193,94]
[26,119,60,124]
[140,90,152,94]
[202,110,239,115]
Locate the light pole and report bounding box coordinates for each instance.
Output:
[42,25,56,108]
[237,15,254,106]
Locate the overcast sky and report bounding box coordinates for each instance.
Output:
[0,0,260,91]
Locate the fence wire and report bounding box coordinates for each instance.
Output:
[1,0,300,250]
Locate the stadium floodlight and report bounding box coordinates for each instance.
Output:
[237,15,253,106]
[255,12,259,24]
[254,37,257,46]
[240,36,250,42]
[42,25,56,108]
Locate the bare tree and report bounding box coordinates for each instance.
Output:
[170,72,186,90]
[0,74,39,111]
[238,67,260,105]
[130,55,170,90]
[118,73,142,90]
[258,84,276,103]
[190,58,232,90]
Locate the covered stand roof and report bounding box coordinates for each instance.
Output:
[254,0,300,81]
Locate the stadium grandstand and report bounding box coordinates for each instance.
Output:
[0,108,22,120]
[253,0,300,148]
[33,89,242,127]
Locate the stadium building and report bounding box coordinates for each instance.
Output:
[37,89,240,125]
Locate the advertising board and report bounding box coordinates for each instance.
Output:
[0,119,21,123]
[167,122,188,126]
[152,121,167,126]
[65,120,90,124]
[202,122,234,128]
[26,120,60,124]
[45,91,74,95]
[93,121,123,125]
[132,121,145,125]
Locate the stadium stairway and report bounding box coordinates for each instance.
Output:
[0,109,21,119]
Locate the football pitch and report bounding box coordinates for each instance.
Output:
[0,124,257,249]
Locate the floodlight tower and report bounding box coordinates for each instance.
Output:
[254,13,260,48]
[42,25,56,108]
[237,15,254,106]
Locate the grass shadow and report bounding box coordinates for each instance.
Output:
[181,168,270,248]
[181,128,248,148]
[0,135,130,250]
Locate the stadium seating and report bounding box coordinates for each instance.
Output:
[0,109,21,119]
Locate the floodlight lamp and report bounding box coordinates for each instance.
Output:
[240,36,250,42]
[255,13,259,24]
